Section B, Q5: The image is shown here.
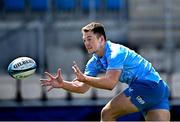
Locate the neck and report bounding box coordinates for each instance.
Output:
[96,43,105,58]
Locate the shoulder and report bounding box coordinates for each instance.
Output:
[105,41,128,59]
[86,54,98,66]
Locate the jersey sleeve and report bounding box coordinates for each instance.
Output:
[84,57,99,77]
[107,49,127,70]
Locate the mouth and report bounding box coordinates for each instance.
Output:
[87,48,93,53]
[86,47,92,50]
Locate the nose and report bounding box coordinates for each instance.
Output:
[84,40,89,46]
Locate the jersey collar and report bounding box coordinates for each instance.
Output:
[93,40,110,60]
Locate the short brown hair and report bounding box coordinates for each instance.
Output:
[81,22,106,40]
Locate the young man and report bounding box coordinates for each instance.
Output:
[41,22,170,121]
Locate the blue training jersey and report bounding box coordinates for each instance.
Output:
[84,40,161,85]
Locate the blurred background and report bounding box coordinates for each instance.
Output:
[0,0,180,121]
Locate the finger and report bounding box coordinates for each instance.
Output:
[40,80,52,86]
[41,83,51,87]
[40,79,49,82]
[73,61,78,69]
[73,64,81,73]
[47,86,53,92]
[44,72,54,79]
[73,61,76,65]
[72,66,77,73]
[40,79,48,84]
[40,79,51,84]
[57,68,62,77]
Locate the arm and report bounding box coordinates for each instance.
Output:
[84,70,121,90]
[40,68,90,93]
[72,62,122,90]
[60,80,90,93]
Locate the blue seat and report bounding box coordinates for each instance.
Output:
[55,0,76,10]
[81,0,100,10]
[0,0,4,11]
[29,0,49,11]
[4,0,25,11]
[106,0,124,10]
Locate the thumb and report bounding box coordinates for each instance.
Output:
[57,68,61,77]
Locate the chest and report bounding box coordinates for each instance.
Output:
[96,58,108,72]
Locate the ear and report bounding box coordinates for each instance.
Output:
[100,36,105,43]
[98,36,102,42]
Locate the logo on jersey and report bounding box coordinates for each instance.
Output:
[136,96,145,104]
[128,87,134,92]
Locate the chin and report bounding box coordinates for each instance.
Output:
[87,49,92,53]
[88,51,94,54]
[88,51,93,54]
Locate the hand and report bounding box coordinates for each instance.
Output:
[72,61,86,82]
[40,68,64,92]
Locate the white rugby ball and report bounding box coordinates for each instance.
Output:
[8,57,37,80]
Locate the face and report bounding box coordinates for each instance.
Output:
[82,31,104,56]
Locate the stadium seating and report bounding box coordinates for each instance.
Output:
[106,0,123,10]
[46,46,85,77]
[55,0,76,10]
[46,47,66,74]
[81,0,101,10]
[160,73,168,82]
[21,74,43,100]
[4,0,25,11]
[139,47,171,73]
[0,74,17,100]
[174,50,180,72]
[29,0,49,11]
[0,28,38,73]
[171,72,180,98]
[55,29,82,46]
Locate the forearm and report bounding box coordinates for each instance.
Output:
[61,80,89,93]
[83,75,116,90]
[71,63,120,90]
